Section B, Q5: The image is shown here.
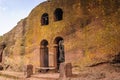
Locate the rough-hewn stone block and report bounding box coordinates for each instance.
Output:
[59,63,72,79]
[24,64,33,78]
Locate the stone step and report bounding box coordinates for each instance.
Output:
[31,75,58,80]
[31,73,59,80]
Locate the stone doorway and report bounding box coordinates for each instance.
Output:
[54,37,65,70]
[40,40,49,67]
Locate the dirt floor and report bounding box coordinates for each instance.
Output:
[0,63,120,80]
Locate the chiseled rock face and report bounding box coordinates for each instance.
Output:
[0,19,28,71]
[0,0,120,71]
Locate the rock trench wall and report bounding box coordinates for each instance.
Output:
[0,0,120,71]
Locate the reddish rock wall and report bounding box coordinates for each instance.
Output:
[0,0,120,71]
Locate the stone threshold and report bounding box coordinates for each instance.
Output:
[31,73,59,80]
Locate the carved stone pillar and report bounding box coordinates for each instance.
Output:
[53,45,58,70]
[40,46,44,67]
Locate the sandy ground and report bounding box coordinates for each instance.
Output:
[0,71,59,80]
[1,63,120,80]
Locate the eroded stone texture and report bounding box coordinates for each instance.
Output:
[0,42,6,70]
[24,64,33,78]
[0,0,119,72]
[65,63,72,77]
[59,63,72,79]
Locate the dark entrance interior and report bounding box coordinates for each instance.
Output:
[54,37,65,70]
[0,43,6,63]
[40,40,49,67]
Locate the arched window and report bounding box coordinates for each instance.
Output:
[41,13,49,25]
[54,8,63,21]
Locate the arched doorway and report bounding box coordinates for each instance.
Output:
[40,40,49,67]
[53,37,65,70]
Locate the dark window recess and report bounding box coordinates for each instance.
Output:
[41,13,49,25]
[54,8,63,21]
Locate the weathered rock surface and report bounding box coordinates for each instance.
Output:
[0,0,119,74]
